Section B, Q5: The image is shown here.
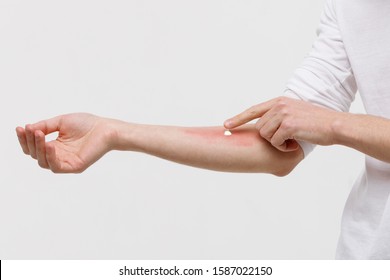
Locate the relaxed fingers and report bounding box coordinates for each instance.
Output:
[25,124,37,159]
[35,130,49,169]
[16,127,30,155]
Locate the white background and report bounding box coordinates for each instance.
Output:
[0,0,365,259]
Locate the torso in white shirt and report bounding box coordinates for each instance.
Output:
[285,0,390,259]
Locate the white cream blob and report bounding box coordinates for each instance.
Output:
[224,130,232,136]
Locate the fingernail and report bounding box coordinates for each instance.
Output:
[224,120,233,128]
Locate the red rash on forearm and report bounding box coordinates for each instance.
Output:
[184,127,260,147]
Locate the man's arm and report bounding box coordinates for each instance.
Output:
[15,113,303,175]
[224,96,390,164]
[332,113,390,164]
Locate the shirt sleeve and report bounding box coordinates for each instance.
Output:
[284,0,358,157]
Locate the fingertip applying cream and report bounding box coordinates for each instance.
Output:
[224,120,233,128]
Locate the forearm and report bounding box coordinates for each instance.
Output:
[110,121,303,175]
[333,113,390,163]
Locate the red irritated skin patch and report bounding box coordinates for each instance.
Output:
[184,127,260,147]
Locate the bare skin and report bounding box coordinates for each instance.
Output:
[224,96,390,163]
[15,113,303,175]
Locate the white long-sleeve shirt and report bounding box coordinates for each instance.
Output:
[285,0,390,259]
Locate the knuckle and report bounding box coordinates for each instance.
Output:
[280,108,290,117]
[259,128,271,140]
[247,106,258,117]
[25,124,34,134]
[276,96,287,104]
[281,119,295,131]
[275,96,292,110]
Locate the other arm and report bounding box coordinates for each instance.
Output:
[224,97,390,164]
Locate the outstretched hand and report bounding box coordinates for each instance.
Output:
[224,97,342,152]
[16,113,115,173]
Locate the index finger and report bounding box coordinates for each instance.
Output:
[224,98,277,129]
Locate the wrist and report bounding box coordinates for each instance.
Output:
[330,112,354,146]
[99,118,118,151]
[105,118,137,151]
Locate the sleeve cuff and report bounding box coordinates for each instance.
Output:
[296,140,315,158]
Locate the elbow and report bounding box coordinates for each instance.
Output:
[272,167,293,177]
[270,160,300,177]
[271,146,304,177]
